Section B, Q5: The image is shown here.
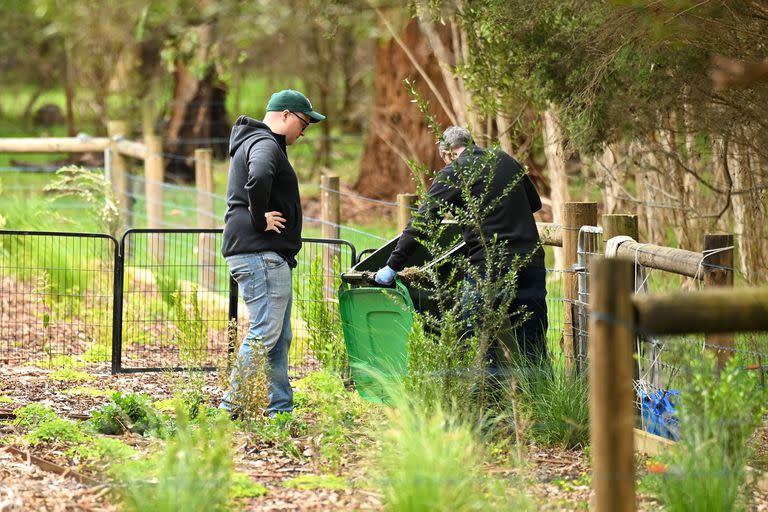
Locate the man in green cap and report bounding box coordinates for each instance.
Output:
[221,89,325,417]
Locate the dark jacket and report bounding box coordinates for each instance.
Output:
[386,146,542,271]
[221,116,302,266]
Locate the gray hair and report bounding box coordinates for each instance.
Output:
[438,126,472,154]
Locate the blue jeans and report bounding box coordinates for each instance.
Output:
[221,251,293,414]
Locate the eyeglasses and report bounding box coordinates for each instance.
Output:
[290,112,310,133]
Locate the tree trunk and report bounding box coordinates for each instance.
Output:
[163,24,229,181]
[64,42,76,137]
[355,19,453,199]
[595,143,626,214]
[542,107,569,270]
[729,137,767,283]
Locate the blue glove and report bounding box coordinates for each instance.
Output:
[374,265,397,285]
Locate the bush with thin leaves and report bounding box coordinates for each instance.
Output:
[116,408,234,512]
[516,357,589,448]
[372,386,530,512]
[655,354,768,511]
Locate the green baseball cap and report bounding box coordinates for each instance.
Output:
[266,89,326,123]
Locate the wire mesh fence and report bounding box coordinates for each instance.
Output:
[0,229,358,377]
[0,231,117,367]
[286,238,356,377]
[116,229,232,372]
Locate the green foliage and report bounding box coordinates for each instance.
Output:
[283,474,349,490]
[293,256,347,375]
[12,403,59,429]
[652,354,768,511]
[230,472,268,499]
[89,391,167,437]
[50,368,93,382]
[516,359,590,448]
[68,436,137,464]
[293,371,376,470]
[372,390,528,511]
[0,395,13,404]
[116,409,234,512]
[224,347,271,423]
[249,412,307,460]
[405,312,477,413]
[81,342,110,363]
[44,166,121,237]
[171,287,208,367]
[36,355,77,369]
[25,417,86,447]
[398,86,536,421]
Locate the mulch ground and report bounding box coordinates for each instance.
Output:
[1,365,767,511]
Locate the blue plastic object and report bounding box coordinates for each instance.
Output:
[639,389,680,441]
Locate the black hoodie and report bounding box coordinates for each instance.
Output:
[221,116,302,266]
[387,146,542,271]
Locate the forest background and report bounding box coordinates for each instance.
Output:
[1,0,766,282]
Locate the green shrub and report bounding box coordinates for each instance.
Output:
[249,412,307,460]
[68,436,136,463]
[230,472,268,499]
[89,403,126,435]
[50,368,93,382]
[516,358,589,448]
[654,354,768,511]
[171,287,208,367]
[283,474,349,490]
[81,342,110,363]
[373,391,529,512]
[293,371,375,470]
[12,403,59,429]
[116,410,234,512]
[89,391,167,436]
[25,417,86,446]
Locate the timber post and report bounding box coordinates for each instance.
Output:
[195,148,216,290]
[321,174,341,300]
[703,233,735,370]
[589,257,636,512]
[107,121,131,231]
[144,134,164,262]
[397,193,418,232]
[562,201,597,373]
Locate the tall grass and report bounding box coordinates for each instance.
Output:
[371,385,530,512]
[116,409,234,512]
[655,353,768,511]
[515,355,590,448]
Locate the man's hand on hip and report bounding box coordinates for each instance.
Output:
[264,211,286,233]
[374,266,397,285]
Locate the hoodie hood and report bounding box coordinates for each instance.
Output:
[228,115,287,157]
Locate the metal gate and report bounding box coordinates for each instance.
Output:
[0,229,356,376]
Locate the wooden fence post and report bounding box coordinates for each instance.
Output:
[703,233,735,370]
[602,214,641,383]
[144,135,164,262]
[195,148,216,290]
[397,193,418,232]
[589,257,636,512]
[563,202,597,373]
[602,214,639,244]
[321,174,340,300]
[107,120,130,230]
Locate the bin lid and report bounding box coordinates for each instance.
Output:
[339,279,414,404]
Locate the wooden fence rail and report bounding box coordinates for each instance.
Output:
[589,256,768,512]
